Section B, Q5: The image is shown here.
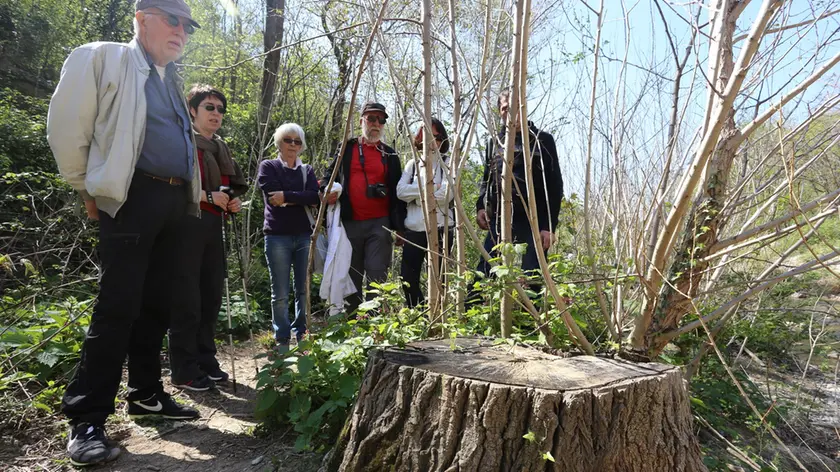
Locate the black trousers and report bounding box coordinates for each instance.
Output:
[400,228,453,308]
[62,173,190,426]
[468,218,547,307]
[476,219,544,277]
[169,210,223,383]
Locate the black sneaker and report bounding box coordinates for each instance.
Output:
[128,391,200,420]
[206,368,229,383]
[67,422,121,466]
[172,375,216,392]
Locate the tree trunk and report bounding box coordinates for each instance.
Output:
[499,0,526,338]
[420,0,441,323]
[259,0,286,127]
[230,0,242,104]
[322,339,706,472]
[640,0,740,357]
[321,1,351,157]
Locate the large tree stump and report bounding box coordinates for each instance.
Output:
[322,338,706,472]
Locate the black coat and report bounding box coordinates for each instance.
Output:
[322,138,405,232]
[476,122,563,232]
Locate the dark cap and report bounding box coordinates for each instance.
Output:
[361,101,388,118]
[136,0,201,28]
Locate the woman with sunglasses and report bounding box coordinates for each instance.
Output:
[396,118,455,308]
[169,84,247,391]
[258,123,319,353]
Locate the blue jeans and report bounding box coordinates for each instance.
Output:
[265,234,310,343]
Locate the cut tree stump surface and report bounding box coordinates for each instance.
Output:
[382,338,674,391]
[324,338,706,472]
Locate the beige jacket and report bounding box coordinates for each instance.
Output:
[47,38,200,218]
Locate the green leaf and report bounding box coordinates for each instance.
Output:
[36,351,60,367]
[523,431,536,442]
[690,397,707,409]
[298,355,316,376]
[490,266,510,277]
[0,331,33,347]
[542,451,555,462]
[338,374,358,399]
[256,389,279,412]
[358,300,380,311]
[294,433,312,451]
[289,395,312,422]
[0,371,35,390]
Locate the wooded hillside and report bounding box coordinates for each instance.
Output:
[1,0,840,470]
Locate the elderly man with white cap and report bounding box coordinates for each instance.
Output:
[47,0,203,466]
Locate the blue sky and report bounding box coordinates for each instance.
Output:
[521,0,840,195]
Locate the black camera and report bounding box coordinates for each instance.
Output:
[366,183,388,199]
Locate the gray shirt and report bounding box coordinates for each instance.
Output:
[136,59,193,180]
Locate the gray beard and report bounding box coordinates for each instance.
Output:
[362,129,381,143]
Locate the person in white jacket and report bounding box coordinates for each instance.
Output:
[46,0,203,466]
[396,118,456,307]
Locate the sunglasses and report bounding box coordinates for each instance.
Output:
[365,115,387,125]
[282,137,303,146]
[203,104,226,114]
[434,134,444,141]
[145,11,196,35]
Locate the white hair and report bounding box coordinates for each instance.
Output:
[273,123,308,153]
[133,17,141,37]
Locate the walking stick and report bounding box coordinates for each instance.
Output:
[219,186,238,394]
[228,211,258,375]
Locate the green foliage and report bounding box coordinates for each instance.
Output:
[0,0,133,94]
[0,298,91,391]
[0,88,52,172]
[689,359,780,434]
[254,310,426,452]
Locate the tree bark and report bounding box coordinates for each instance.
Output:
[499,0,525,338]
[420,0,441,323]
[322,339,706,472]
[259,0,286,127]
[641,0,740,357]
[321,1,351,157]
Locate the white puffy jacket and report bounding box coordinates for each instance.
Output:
[396,159,455,233]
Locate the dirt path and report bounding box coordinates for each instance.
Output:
[6,341,322,472]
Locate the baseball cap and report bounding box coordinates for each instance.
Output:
[136,0,201,28]
[361,101,388,118]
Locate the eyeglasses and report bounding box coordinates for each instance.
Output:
[145,11,196,35]
[434,134,444,141]
[282,137,303,146]
[203,104,226,114]
[365,115,387,125]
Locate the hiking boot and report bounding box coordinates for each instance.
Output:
[206,368,229,383]
[128,391,200,420]
[67,422,120,467]
[172,375,216,392]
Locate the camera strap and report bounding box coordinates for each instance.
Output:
[358,140,387,188]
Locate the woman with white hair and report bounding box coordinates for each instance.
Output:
[257,123,319,352]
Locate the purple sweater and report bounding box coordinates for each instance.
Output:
[257,159,320,235]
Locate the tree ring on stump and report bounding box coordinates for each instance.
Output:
[322,338,706,472]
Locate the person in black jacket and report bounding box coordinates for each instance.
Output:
[474,89,564,288]
[323,102,404,314]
